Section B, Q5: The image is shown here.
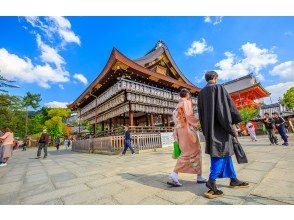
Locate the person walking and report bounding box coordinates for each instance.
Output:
[65,138,71,150]
[36,129,49,159]
[168,88,207,187]
[246,120,257,141]
[0,128,15,167]
[121,126,135,156]
[198,71,249,199]
[55,137,60,150]
[272,112,289,146]
[262,113,278,145]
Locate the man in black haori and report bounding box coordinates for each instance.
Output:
[198,71,249,199]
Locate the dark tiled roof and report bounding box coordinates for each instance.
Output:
[134,40,196,87]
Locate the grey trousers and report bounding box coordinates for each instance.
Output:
[0,145,3,163]
[37,143,48,157]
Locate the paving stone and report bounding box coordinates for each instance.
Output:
[244,161,276,172]
[19,183,55,199]
[237,169,267,184]
[242,195,288,205]
[251,177,294,204]
[156,189,197,204]
[0,174,24,184]
[138,195,174,205]
[40,199,64,205]
[114,184,162,205]
[54,174,104,188]
[1,136,294,205]
[21,184,89,205]
[0,181,22,195]
[0,192,19,205]
[62,182,124,204]
[50,172,77,183]
[265,168,294,183]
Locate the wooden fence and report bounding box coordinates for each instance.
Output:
[72,132,163,154]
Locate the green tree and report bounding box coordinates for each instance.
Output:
[239,106,258,123]
[0,94,26,137]
[282,87,294,109]
[22,92,42,136]
[45,116,67,140]
[0,74,19,93]
[44,108,71,141]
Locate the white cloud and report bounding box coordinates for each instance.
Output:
[203,16,223,25]
[73,73,88,86]
[285,31,293,36]
[270,61,294,80]
[215,42,278,80]
[264,81,294,103]
[36,34,65,68]
[204,16,212,23]
[44,101,70,108]
[24,16,81,46]
[58,84,64,90]
[185,38,213,56]
[0,48,69,88]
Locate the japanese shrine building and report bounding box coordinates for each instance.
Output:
[69,41,199,134]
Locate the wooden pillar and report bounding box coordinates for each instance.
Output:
[101,121,105,131]
[162,114,165,127]
[166,115,169,127]
[123,113,126,125]
[146,114,149,126]
[150,114,154,126]
[129,111,134,126]
[93,124,96,134]
[109,118,113,130]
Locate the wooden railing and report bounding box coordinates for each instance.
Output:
[90,126,173,138]
[72,132,163,154]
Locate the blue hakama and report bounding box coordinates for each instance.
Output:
[209,156,236,180]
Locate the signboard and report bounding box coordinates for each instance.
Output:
[160,132,174,148]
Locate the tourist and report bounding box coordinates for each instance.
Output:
[272,112,288,146]
[198,71,249,199]
[36,129,49,159]
[0,129,4,164]
[121,126,135,155]
[66,138,71,150]
[55,137,60,150]
[168,88,207,187]
[262,113,278,145]
[0,128,15,167]
[246,120,257,141]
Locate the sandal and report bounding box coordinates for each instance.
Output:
[167,181,182,187]
[203,189,224,199]
[229,179,249,188]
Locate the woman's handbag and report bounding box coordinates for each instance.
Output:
[173,141,181,159]
[233,137,248,164]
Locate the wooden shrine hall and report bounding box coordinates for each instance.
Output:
[69,41,199,135]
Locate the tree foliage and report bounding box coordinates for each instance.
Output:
[0,74,19,93]
[239,106,258,123]
[282,87,294,109]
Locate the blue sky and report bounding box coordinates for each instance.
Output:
[0,16,293,108]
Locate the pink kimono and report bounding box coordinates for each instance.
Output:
[173,98,202,175]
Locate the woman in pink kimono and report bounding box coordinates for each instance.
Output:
[168,89,207,186]
[246,120,257,141]
[0,128,14,167]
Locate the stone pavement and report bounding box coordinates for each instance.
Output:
[0,134,294,205]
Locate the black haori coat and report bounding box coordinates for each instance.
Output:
[198,83,243,158]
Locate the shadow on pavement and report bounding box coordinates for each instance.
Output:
[118,172,208,197]
[48,149,75,156]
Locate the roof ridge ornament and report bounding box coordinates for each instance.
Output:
[156,40,166,49]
